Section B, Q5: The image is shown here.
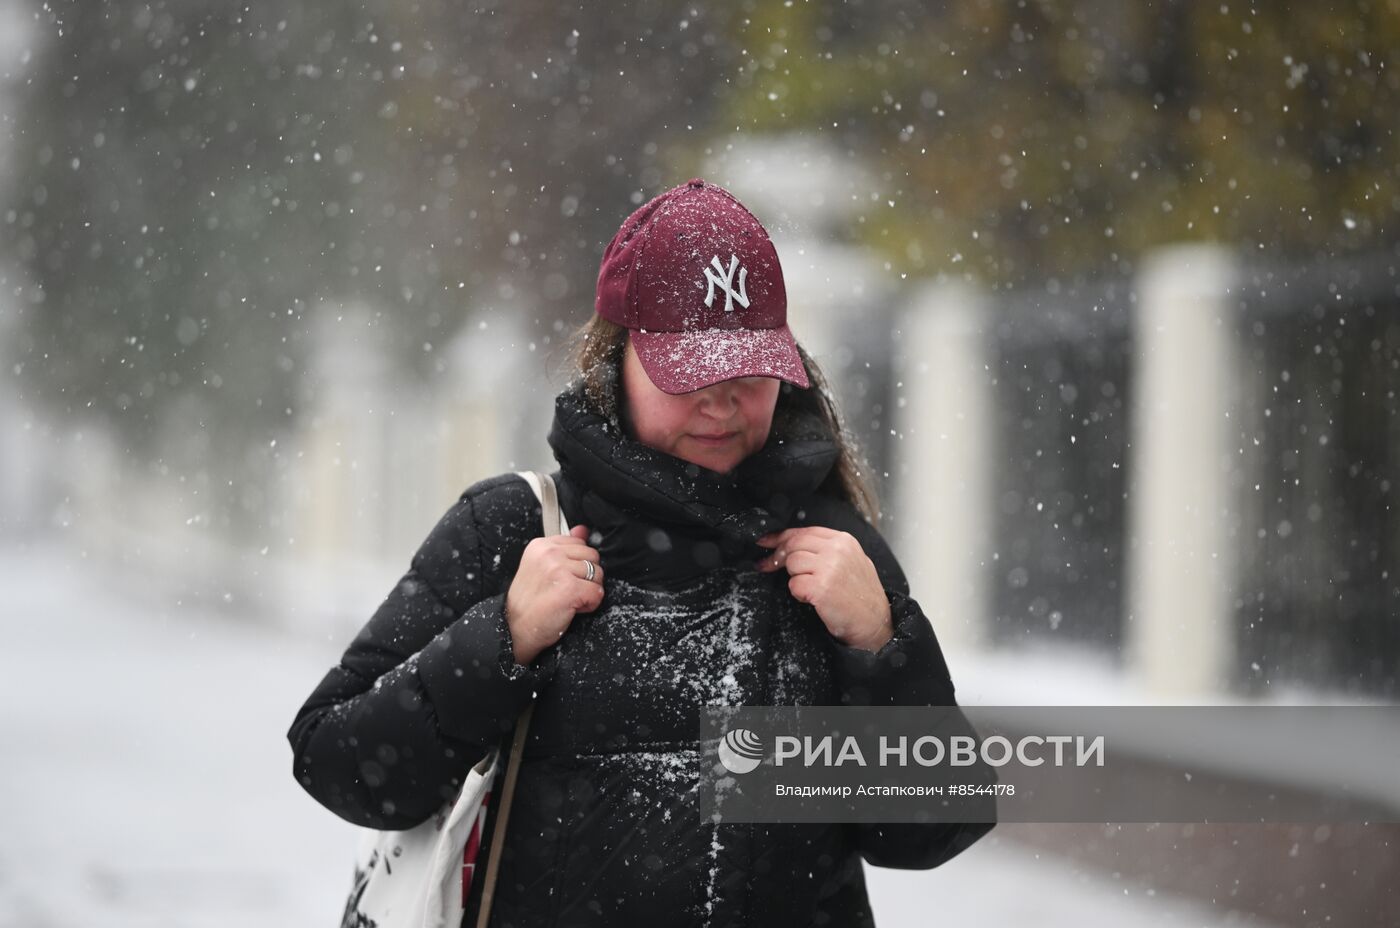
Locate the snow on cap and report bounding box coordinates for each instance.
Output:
[595,177,810,395]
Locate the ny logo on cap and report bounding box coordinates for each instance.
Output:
[703,254,750,313]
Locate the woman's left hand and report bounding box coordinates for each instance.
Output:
[756,526,894,652]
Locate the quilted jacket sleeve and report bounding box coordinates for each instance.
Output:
[286,473,556,830]
[819,505,998,869]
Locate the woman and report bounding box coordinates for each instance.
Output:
[289,178,993,927]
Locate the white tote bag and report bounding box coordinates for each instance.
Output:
[342,748,501,928]
[341,471,566,928]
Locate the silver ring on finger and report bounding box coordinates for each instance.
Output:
[583,559,596,583]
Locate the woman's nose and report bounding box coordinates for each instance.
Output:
[697,382,739,416]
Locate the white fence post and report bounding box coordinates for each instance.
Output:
[1126,245,1241,699]
[890,280,994,658]
[0,386,46,539]
[278,304,401,633]
[441,312,522,497]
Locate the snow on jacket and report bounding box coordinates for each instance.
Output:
[288,384,995,927]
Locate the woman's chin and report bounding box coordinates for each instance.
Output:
[679,449,742,475]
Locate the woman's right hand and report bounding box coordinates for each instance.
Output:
[505,523,604,665]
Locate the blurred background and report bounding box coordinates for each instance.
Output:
[2,1,1397,926]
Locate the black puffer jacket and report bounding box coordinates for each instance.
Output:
[289,386,994,927]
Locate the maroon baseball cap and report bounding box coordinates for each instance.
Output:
[595,178,810,395]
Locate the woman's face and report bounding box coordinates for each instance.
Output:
[621,338,781,475]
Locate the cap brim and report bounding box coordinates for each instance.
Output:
[630,324,811,395]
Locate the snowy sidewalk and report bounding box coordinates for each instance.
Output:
[0,542,1279,927]
[0,543,356,927]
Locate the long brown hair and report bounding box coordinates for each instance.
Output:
[565,315,881,525]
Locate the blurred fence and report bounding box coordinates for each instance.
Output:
[3,241,1395,699]
[887,246,1398,701]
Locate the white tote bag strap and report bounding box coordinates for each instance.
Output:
[515,470,568,536]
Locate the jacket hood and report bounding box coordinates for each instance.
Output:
[547,384,839,587]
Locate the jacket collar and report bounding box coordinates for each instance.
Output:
[547,385,839,586]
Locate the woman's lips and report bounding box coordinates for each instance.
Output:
[689,431,737,445]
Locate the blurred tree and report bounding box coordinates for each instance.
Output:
[716,0,1400,284]
[7,0,1397,534]
[4,0,738,531]
[6,4,393,476]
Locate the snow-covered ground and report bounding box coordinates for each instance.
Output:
[0,541,1284,928]
[0,541,356,927]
